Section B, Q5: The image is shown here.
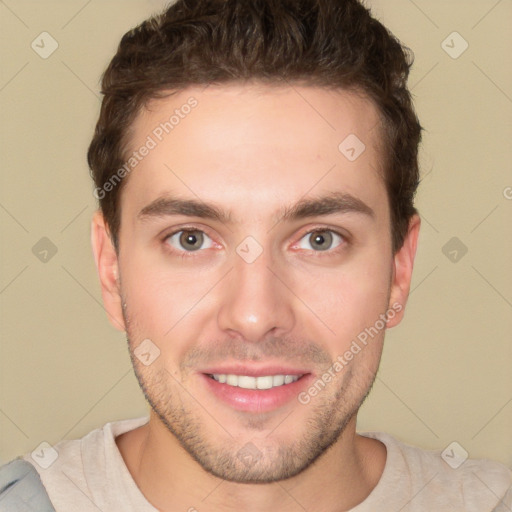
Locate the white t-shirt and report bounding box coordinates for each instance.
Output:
[22,416,512,511]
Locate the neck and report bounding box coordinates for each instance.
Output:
[116,412,386,512]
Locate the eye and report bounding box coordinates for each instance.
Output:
[165,229,214,252]
[296,229,344,252]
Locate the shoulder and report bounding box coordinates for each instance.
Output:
[0,458,56,511]
[362,432,511,511]
[2,416,149,511]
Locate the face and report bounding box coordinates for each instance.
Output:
[93,83,419,483]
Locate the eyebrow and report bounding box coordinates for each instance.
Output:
[138,196,232,224]
[137,191,374,224]
[279,192,374,221]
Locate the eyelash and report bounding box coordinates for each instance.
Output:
[161,226,216,259]
[293,227,348,256]
[161,226,348,258]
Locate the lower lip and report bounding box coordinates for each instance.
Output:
[201,374,312,413]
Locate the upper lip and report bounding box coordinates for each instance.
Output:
[199,364,310,378]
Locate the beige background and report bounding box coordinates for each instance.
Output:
[1,0,511,469]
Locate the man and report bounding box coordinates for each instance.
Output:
[1,0,510,510]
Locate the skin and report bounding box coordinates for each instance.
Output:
[91,83,420,511]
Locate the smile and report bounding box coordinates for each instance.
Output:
[209,374,302,390]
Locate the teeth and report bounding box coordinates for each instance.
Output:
[273,375,285,386]
[211,374,301,390]
[226,374,238,386]
[238,376,256,389]
[256,376,273,389]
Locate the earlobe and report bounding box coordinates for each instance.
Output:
[91,211,126,332]
[387,214,421,328]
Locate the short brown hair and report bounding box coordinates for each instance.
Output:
[87,0,422,253]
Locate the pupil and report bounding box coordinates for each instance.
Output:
[311,231,331,251]
[181,231,202,251]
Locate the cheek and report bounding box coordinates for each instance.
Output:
[289,250,392,345]
[119,251,218,356]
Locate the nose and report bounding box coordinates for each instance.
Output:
[216,244,295,343]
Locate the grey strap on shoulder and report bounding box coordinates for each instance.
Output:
[0,458,56,511]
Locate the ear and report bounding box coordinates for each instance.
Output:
[386,214,421,328]
[91,211,126,332]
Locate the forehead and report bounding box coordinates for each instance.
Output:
[121,83,386,222]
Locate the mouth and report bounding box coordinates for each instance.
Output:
[208,373,302,389]
[199,367,312,413]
